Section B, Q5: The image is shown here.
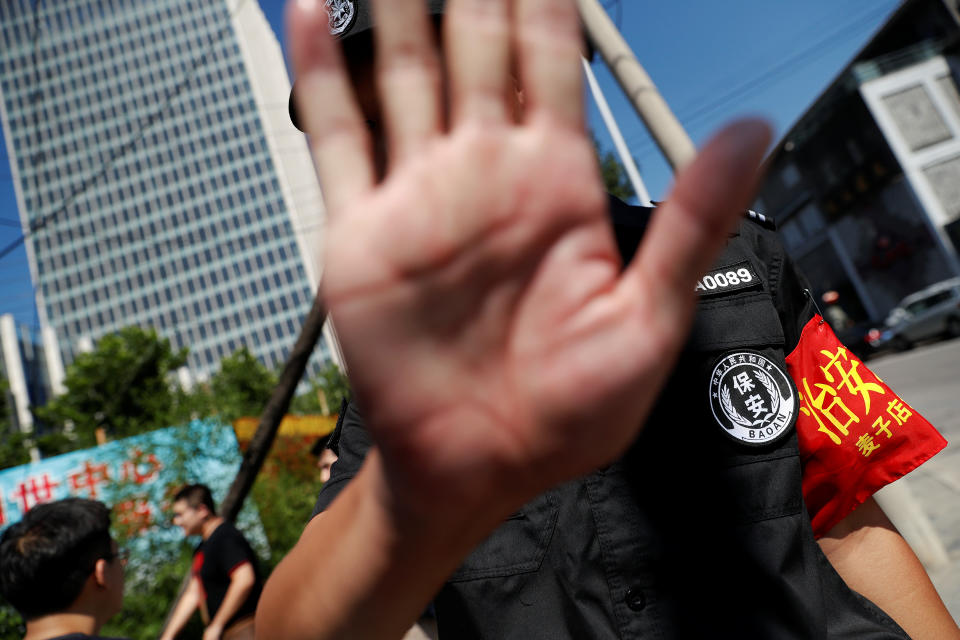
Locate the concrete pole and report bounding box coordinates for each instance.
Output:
[0,315,34,436]
[576,0,697,172]
[40,326,77,435]
[41,325,66,396]
[1,315,41,462]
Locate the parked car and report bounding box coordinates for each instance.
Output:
[878,277,960,351]
[835,321,883,360]
[863,325,899,358]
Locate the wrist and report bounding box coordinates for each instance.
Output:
[363,447,517,550]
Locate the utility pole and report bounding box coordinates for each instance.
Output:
[576,0,697,172]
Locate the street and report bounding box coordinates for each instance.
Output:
[869,337,960,623]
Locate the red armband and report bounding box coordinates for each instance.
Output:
[785,315,947,538]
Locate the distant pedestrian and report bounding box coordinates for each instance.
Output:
[162,484,262,640]
[310,433,339,484]
[0,498,128,640]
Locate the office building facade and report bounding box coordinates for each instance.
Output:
[0,0,333,380]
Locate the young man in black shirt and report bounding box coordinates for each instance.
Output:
[163,485,262,640]
[0,498,128,640]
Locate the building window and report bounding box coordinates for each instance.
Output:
[882,84,953,152]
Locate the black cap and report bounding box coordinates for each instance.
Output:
[289,0,447,131]
[329,0,446,41]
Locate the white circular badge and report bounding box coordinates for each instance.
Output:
[708,351,797,446]
[325,0,357,36]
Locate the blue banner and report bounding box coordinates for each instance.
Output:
[0,420,268,566]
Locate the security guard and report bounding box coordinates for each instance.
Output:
[308,199,915,638]
[259,0,958,638]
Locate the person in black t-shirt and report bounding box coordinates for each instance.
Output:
[162,485,262,640]
[0,498,128,640]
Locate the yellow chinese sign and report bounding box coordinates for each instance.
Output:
[232,414,338,441]
[794,345,892,455]
[785,316,946,538]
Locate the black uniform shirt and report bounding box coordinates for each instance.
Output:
[192,521,263,627]
[314,197,909,639]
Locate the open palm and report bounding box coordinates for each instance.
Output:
[288,0,771,519]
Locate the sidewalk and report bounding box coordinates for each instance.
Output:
[870,341,960,623]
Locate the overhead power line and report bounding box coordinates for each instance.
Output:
[623,1,898,154]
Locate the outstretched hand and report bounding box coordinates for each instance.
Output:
[288,0,770,522]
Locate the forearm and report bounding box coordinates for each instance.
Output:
[819,497,960,639]
[209,566,255,631]
[256,449,502,640]
[160,580,200,640]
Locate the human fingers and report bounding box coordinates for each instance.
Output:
[627,120,772,315]
[445,0,511,126]
[371,0,443,163]
[513,0,585,129]
[287,0,375,213]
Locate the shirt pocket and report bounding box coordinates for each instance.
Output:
[685,291,804,524]
[688,291,784,351]
[447,489,560,582]
[717,451,805,523]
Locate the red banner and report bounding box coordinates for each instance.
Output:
[785,316,947,538]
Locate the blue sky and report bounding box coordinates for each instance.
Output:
[0,0,902,328]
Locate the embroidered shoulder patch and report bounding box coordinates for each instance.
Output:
[695,261,761,297]
[709,351,797,446]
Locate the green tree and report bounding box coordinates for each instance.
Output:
[0,602,24,639]
[0,431,31,470]
[33,327,190,446]
[0,375,73,467]
[0,374,8,428]
[249,435,322,570]
[594,136,636,202]
[315,361,350,415]
[206,347,276,424]
[288,387,323,415]
[0,376,29,469]
[289,361,351,416]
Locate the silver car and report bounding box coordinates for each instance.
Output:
[883,277,960,351]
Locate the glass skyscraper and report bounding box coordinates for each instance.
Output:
[0,0,334,381]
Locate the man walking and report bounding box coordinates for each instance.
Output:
[163,485,262,640]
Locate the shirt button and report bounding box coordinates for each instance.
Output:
[624,587,646,612]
